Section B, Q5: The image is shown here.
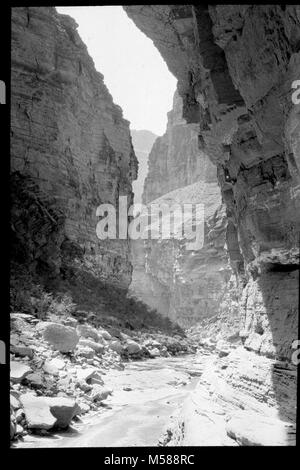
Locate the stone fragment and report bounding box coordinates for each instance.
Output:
[10,361,32,383]
[20,394,56,430]
[43,358,65,375]
[79,338,104,354]
[45,397,79,429]
[26,373,44,388]
[90,385,112,402]
[10,343,34,359]
[76,346,95,359]
[77,324,99,342]
[10,394,21,410]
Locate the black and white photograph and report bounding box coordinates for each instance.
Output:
[4,3,299,451]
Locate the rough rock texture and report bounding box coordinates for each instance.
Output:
[42,322,79,352]
[11,7,138,288]
[130,91,233,328]
[130,182,233,328]
[125,4,299,445]
[143,91,216,203]
[131,130,158,205]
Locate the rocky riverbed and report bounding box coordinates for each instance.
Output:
[13,355,207,448]
[10,311,196,445]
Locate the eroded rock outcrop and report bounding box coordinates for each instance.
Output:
[11,6,138,288]
[125,4,299,445]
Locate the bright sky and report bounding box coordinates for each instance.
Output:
[56,6,177,136]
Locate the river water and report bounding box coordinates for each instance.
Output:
[16,354,204,447]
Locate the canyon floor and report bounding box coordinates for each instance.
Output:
[13,355,205,448]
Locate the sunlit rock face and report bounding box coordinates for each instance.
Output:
[143,91,217,204]
[11,7,137,288]
[131,130,157,205]
[125,4,299,445]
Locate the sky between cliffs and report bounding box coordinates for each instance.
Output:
[56,6,177,136]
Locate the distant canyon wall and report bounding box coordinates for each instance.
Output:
[130,91,234,328]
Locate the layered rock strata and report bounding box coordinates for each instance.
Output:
[11,7,138,288]
[125,4,299,445]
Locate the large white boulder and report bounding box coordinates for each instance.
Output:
[10,361,32,383]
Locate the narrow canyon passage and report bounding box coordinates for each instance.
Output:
[9,5,299,448]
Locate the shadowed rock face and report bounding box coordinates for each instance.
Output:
[11,7,138,288]
[125,4,299,445]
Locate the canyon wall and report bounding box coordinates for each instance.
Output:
[143,91,216,203]
[130,91,235,328]
[125,4,299,445]
[11,7,137,288]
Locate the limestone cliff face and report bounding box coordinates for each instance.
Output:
[143,91,216,204]
[130,91,232,328]
[125,5,299,444]
[11,7,137,288]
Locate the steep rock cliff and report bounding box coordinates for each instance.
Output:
[130,92,233,328]
[143,91,216,203]
[11,7,138,288]
[125,4,299,445]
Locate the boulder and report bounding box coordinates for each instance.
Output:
[77,324,99,342]
[10,361,32,383]
[43,322,79,352]
[149,347,160,358]
[76,368,97,383]
[10,343,33,359]
[10,394,20,410]
[25,372,44,388]
[45,397,79,429]
[90,385,112,402]
[89,372,104,386]
[98,329,112,341]
[79,338,104,354]
[43,358,65,375]
[20,394,56,430]
[78,402,90,414]
[110,340,123,354]
[76,346,95,359]
[126,340,142,355]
